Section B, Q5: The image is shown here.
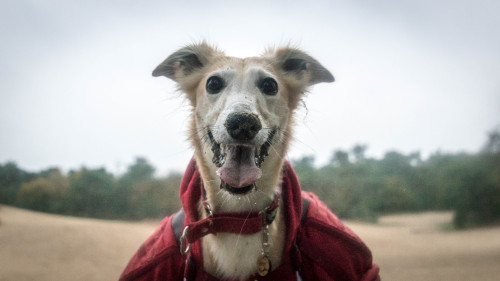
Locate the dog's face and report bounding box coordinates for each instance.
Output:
[153,43,333,210]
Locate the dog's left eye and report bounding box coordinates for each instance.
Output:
[259,78,278,96]
[206,76,225,94]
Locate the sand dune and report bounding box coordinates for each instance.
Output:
[1,205,499,281]
[350,212,500,280]
[0,205,156,281]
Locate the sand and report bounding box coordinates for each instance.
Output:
[1,205,499,281]
[350,212,500,280]
[0,206,155,281]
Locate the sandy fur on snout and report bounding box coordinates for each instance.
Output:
[153,42,333,280]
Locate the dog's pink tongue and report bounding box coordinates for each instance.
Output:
[217,145,262,188]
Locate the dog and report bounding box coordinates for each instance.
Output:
[120,43,379,281]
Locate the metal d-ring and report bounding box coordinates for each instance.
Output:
[179,225,191,255]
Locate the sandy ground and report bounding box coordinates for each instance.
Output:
[0,206,156,281]
[350,212,500,280]
[1,205,499,281]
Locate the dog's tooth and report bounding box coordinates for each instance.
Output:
[254,146,260,165]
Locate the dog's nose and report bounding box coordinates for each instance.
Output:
[224,112,262,141]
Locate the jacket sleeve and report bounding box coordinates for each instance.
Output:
[298,192,380,281]
[119,215,184,281]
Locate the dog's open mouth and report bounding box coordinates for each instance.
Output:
[208,129,277,194]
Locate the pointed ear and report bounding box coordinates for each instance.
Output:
[272,47,334,86]
[152,43,220,82]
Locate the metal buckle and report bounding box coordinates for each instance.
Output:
[202,200,214,217]
[179,225,191,255]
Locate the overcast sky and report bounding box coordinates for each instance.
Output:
[1,0,499,175]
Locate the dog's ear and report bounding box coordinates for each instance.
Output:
[152,43,220,82]
[272,47,334,86]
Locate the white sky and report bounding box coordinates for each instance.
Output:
[1,0,499,175]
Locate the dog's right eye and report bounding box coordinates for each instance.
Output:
[259,77,278,96]
[206,76,225,94]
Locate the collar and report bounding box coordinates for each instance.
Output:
[181,192,280,247]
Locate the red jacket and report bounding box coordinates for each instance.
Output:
[120,159,380,281]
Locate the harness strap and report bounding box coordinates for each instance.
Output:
[300,196,310,224]
[172,209,185,243]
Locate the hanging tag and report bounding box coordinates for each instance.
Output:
[257,255,272,276]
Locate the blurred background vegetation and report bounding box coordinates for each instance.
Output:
[1,130,499,229]
[0,157,182,220]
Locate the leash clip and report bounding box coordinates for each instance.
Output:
[180,225,191,255]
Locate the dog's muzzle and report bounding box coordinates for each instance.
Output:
[208,113,277,194]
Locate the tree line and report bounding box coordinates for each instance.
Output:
[294,130,500,228]
[0,157,182,220]
[1,130,499,228]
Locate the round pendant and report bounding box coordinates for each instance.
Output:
[256,255,272,277]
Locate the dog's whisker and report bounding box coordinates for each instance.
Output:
[269,145,281,157]
[232,209,256,254]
